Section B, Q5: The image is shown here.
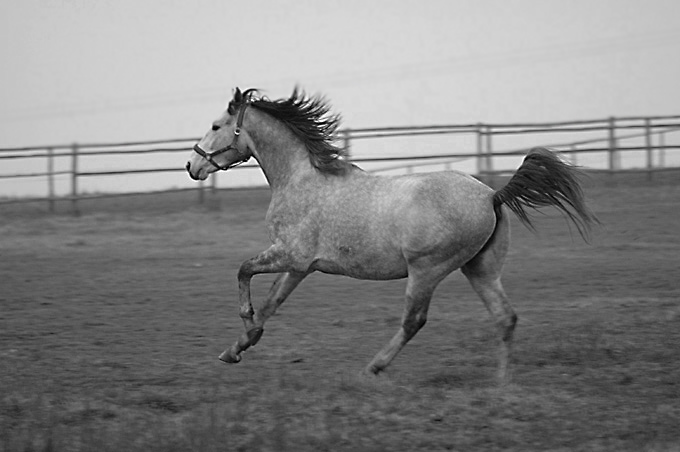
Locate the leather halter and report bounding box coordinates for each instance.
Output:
[193,103,251,171]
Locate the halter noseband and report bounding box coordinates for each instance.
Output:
[193,103,251,171]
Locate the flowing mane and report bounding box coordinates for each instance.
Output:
[228,87,352,175]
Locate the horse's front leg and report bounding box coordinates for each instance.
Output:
[218,245,300,363]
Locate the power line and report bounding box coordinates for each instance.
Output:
[2,29,679,122]
[297,28,680,88]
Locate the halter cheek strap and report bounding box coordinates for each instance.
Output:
[193,104,251,171]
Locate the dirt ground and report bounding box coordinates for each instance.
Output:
[1,177,679,451]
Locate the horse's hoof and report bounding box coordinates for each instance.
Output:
[247,327,264,346]
[363,364,382,376]
[218,350,241,363]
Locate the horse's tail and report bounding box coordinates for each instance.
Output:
[492,147,599,241]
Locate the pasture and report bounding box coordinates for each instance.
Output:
[1,177,679,451]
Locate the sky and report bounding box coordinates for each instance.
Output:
[1,0,680,194]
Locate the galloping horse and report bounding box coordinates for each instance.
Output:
[186,88,597,381]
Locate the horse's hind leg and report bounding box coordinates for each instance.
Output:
[461,212,517,383]
[365,267,447,375]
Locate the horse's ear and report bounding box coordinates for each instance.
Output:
[234,87,242,103]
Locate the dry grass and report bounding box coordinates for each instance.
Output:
[1,181,679,451]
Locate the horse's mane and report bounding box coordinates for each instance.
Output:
[228,87,352,175]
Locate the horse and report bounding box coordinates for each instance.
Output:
[185,87,598,381]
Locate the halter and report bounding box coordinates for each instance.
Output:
[193,103,251,171]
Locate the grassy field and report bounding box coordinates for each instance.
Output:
[1,178,679,451]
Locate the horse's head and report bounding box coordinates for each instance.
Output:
[186,88,256,181]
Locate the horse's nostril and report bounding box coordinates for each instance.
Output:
[185,162,191,172]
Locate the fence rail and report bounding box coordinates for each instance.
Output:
[1,115,679,214]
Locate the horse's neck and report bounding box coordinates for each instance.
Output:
[254,136,316,191]
[249,113,345,192]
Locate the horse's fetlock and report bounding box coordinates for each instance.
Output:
[498,313,517,342]
[239,305,255,320]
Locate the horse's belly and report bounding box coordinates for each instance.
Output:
[311,248,408,280]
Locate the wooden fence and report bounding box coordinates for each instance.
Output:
[1,115,679,214]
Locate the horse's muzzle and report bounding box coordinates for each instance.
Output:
[186,162,199,181]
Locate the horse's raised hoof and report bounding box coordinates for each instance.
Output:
[246,326,264,346]
[218,350,241,364]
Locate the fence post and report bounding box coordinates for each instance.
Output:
[659,131,666,168]
[644,118,653,181]
[608,116,617,173]
[198,178,205,204]
[476,123,485,179]
[343,129,352,156]
[210,171,217,194]
[71,143,79,216]
[485,125,494,187]
[47,147,55,213]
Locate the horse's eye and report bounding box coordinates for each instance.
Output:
[211,124,220,131]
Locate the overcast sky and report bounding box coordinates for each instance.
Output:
[2,0,680,150]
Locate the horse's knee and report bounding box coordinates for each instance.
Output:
[237,264,252,281]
